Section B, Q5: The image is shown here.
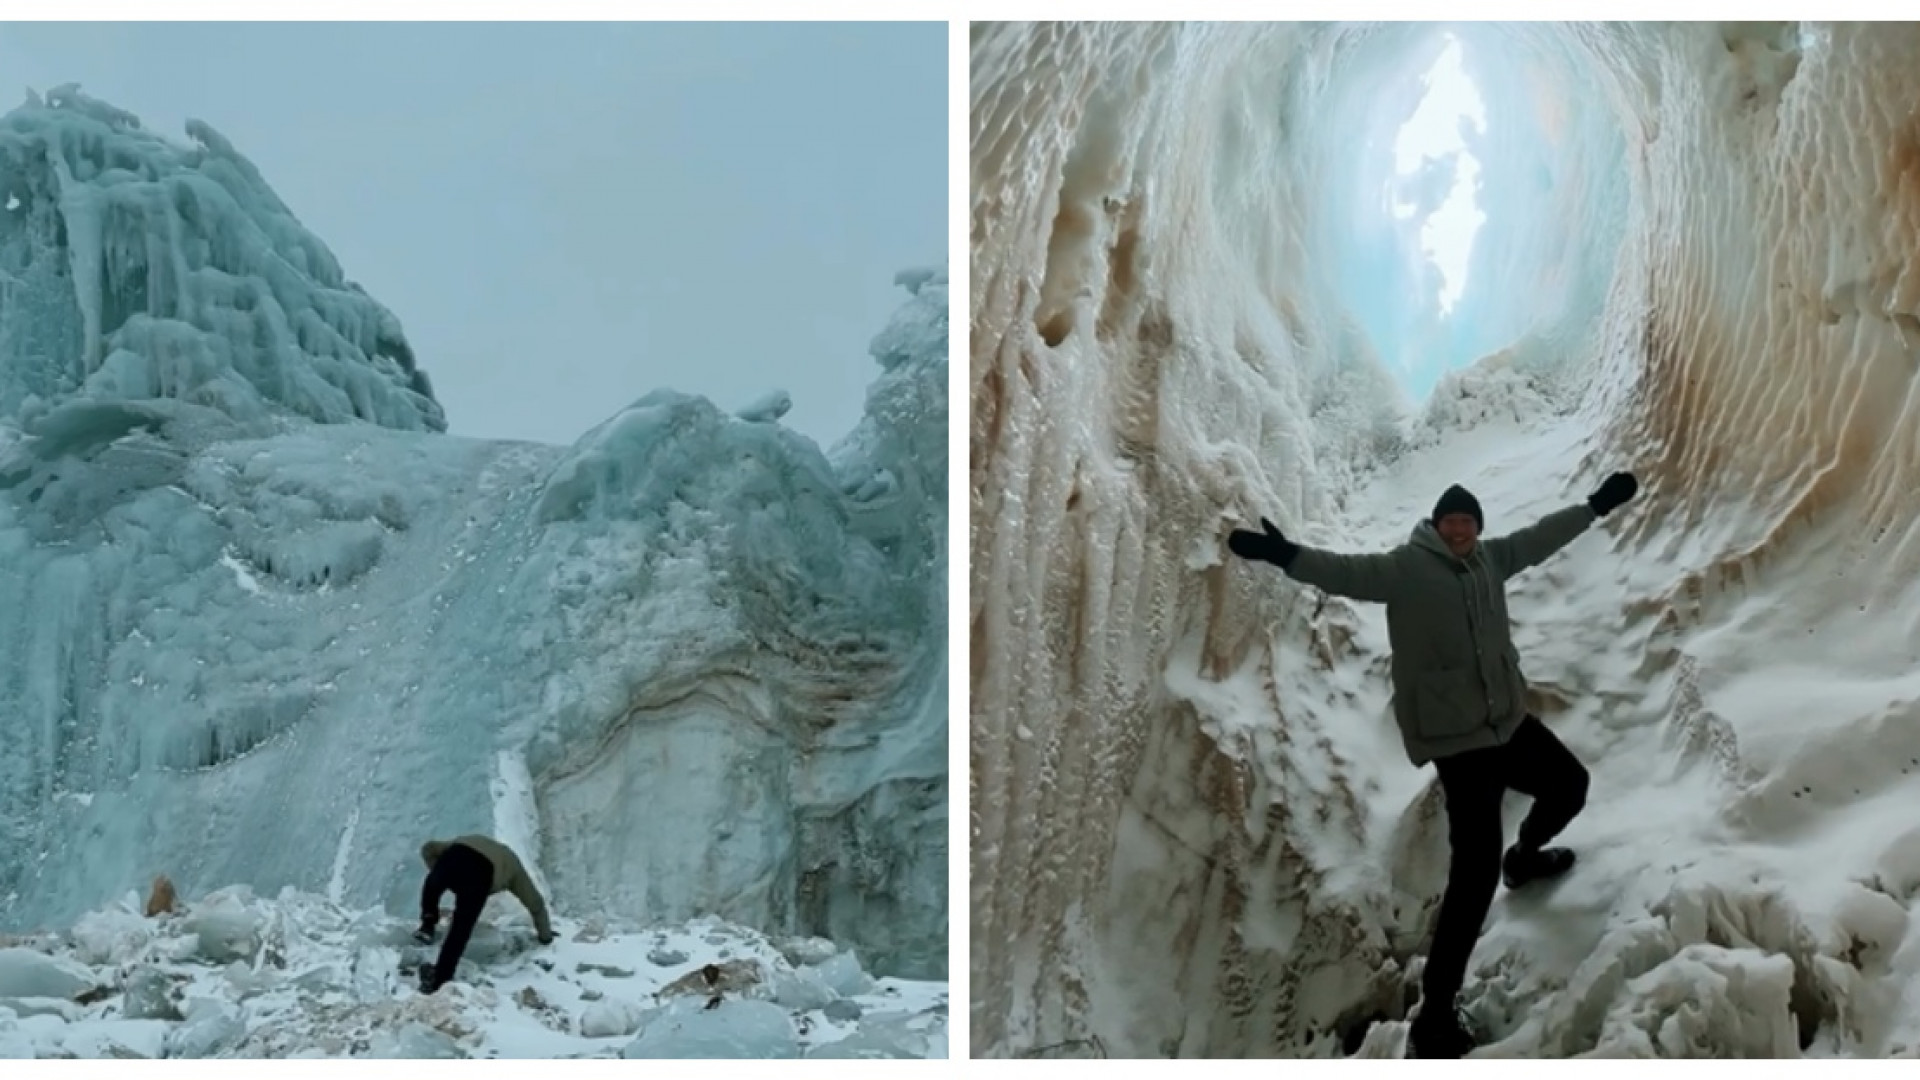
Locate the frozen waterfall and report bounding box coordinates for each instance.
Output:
[0,79,947,1042]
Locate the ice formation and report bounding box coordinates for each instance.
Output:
[0,887,946,1059]
[970,22,1920,1058]
[0,81,948,1052]
[0,84,442,434]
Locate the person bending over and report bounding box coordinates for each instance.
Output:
[414,833,554,993]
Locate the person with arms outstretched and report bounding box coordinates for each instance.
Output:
[1227,471,1639,1058]
[414,834,555,993]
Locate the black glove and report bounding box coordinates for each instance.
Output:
[1227,517,1299,568]
[1587,472,1638,517]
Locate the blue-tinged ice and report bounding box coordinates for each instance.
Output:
[0,85,946,993]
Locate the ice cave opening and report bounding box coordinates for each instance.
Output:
[972,21,1920,1060]
[1388,33,1485,317]
[1323,27,1501,401]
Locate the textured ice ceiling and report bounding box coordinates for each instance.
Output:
[971,21,1920,1058]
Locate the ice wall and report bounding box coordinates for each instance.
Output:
[0,89,947,980]
[0,85,443,433]
[523,267,949,979]
[971,21,1920,1057]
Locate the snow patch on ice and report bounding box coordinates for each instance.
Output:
[488,752,548,904]
[219,550,266,595]
[327,809,358,907]
[736,390,792,423]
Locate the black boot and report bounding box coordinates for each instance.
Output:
[1408,1004,1477,1059]
[1502,843,1576,889]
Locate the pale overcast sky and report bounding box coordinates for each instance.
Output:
[0,21,948,449]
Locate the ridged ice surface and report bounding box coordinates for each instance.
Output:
[0,90,948,985]
[971,21,1920,1058]
[0,86,443,433]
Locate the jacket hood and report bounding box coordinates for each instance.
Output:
[1410,519,1482,568]
[421,840,449,867]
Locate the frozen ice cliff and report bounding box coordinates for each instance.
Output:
[0,84,442,434]
[0,80,947,1050]
[971,21,1920,1059]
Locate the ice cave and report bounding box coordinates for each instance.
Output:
[970,21,1920,1059]
[0,85,947,1058]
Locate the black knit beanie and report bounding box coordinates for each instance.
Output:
[1431,484,1483,532]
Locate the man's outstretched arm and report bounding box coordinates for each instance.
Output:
[1227,516,1403,604]
[1288,547,1405,604]
[1483,471,1638,579]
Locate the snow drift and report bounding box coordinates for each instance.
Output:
[970,21,1920,1058]
[0,84,947,1005]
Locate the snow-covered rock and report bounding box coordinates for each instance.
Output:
[771,966,838,1011]
[806,1025,917,1058]
[61,1018,170,1059]
[578,997,646,1039]
[621,998,799,1059]
[0,997,82,1022]
[810,952,875,998]
[777,935,838,968]
[165,998,246,1058]
[0,1019,38,1059]
[659,958,763,999]
[0,950,95,1001]
[185,892,263,965]
[373,1021,462,1059]
[68,908,154,967]
[121,967,182,1022]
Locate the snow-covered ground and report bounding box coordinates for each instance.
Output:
[0,886,946,1059]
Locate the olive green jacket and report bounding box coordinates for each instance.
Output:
[1282,504,1595,765]
[422,834,554,940]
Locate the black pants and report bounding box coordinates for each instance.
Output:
[1421,715,1589,1015]
[422,842,494,989]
